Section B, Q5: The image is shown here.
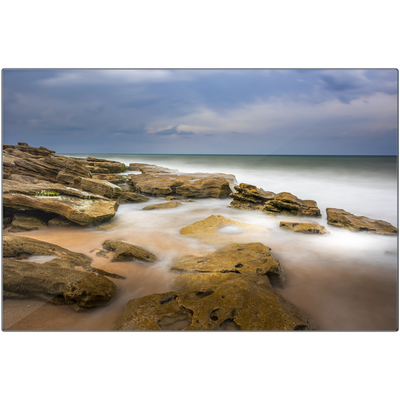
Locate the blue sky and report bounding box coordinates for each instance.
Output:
[2,69,398,155]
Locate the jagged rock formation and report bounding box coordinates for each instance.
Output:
[2,143,123,227]
[230,183,321,217]
[326,208,397,235]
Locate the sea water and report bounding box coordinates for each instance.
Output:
[3,155,398,331]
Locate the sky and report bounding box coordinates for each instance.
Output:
[2,69,398,155]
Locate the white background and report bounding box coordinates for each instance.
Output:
[1,1,398,399]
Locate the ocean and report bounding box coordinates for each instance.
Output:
[4,155,398,331]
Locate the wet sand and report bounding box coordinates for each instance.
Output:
[2,199,398,331]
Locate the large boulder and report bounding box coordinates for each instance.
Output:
[230,183,321,217]
[102,240,158,262]
[326,208,397,235]
[170,242,286,287]
[3,192,118,226]
[279,220,330,234]
[113,273,315,331]
[126,163,235,198]
[3,235,122,309]
[3,178,119,226]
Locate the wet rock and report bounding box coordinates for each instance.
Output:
[9,213,48,232]
[230,183,321,217]
[279,220,330,234]
[170,242,286,287]
[113,273,315,331]
[71,177,123,199]
[102,239,158,262]
[326,208,398,235]
[229,183,276,211]
[142,201,181,210]
[3,235,122,309]
[176,177,232,198]
[126,163,235,198]
[119,192,149,203]
[3,191,119,226]
[180,214,267,244]
[3,258,117,310]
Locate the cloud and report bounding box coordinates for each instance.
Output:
[153,125,195,136]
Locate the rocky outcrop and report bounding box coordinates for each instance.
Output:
[102,240,158,262]
[279,220,330,234]
[126,163,235,198]
[170,242,286,287]
[3,236,122,309]
[142,201,181,210]
[230,183,321,217]
[86,157,126,173]
[180,214,267,244]
[71,177,123,199]
[113,273,315,331]
[3,177,119,226]
[326,208,398,235]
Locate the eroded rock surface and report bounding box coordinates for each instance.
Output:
[114,273,315,331]
[326,208,397,235]
[3,236,121,309]
[230,183,321,217]
[102,240,158,262]
[170,242,286,287]
[279,220,330,234]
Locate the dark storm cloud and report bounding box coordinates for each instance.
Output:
[2,69,397,154]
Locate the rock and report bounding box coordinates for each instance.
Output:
[142,201,181,210]
[119,192,149,203]
[3,235,123,309]
[279,220,330,234]
[126,163,235,198]
[92,174,128,184]
[176,177,232,198]
[102,240,158,262]
[48,216,78,227]
[180,214,267,244]
[170,242,286,287]
[3,258,117,310]
[165,196,182,201]
[326,208,397,235]
[71,177,123,198]
[86,157,126,173]
[229,183,276,211]
[230,183,321,217]
[3,192,119,226]
[9,213,48,232]
[113,273,315,331]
